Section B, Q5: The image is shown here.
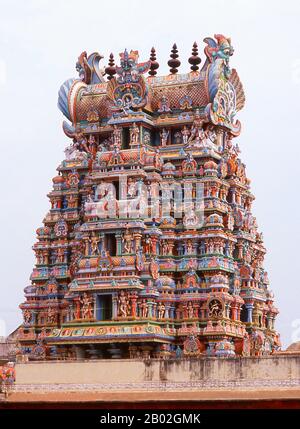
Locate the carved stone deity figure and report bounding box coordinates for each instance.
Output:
[143,131,151,145]
[154,149,162,168]
[112,125,122,148]
[199,240,206,255]
[186,240,193,255]
[77,134,90,153]
[160,128,169,146]
[90,233,100,255]
[111,144,123,165]
[187,302,194,319]
[144,235,152,254]
[118,290,128,318]
[208,299,223,318]
[149,257,159,280]
[181,126,190,145]
[161,240,168,256]
[127,178,137,198]
[140,299,148,318]
[244,245,252,264]
[23,309,32,324]
[80,293,94,319]
[73,298,81,320]
[88,134,97,158]
[57,247,65,263]
[183,208,199,228]
[204,124,217,145]
[122,228,133,253]
[130,123,140,145]
[187,110,206,147]
[64,143,78,160]
[182,151,197,172]
[263,271,269,284]
[157,302,165,319]
[227,211,235,231]
[158,95,171,113]
[173,131,182,145]
[68,194,77,209]
[36,251,43,265]
[167,241,173,255]
[47,307,57,324]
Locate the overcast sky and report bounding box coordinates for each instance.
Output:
[0,0,299,348]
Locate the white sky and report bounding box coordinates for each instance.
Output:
[0,0,299,348]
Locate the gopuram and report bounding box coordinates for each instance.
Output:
[18,35,281,360]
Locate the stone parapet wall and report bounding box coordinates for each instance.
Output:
[13,355,300,392]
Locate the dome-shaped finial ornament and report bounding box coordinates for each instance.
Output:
[105,53,116,80]
[188,42,201,72]
[168,43,181,74]
[148,47,159,76]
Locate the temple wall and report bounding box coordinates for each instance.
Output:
[14,355,300,390]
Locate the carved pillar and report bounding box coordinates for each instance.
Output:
[130,292,137,317]
[140,345,152,359]
[271,316,275,330]
[245,303,254,323]
[43,250,49,265]
[112,295,118,319]
[151,236,158,256]
[199,305,204,319]
[74,297,81,320]
[167,239,175,256]
[133,232,142,252]
[99,233,105,253]
[93,297,97,319]
[115,232,123,256]
[129,345,138,359]
[227,302,232,318]
[164,303,170,319]
[231,188,236,204]
[74,346,85,359]
[177,244,184,256]
[237,304,242,321]
[237,242,243,260]
[182,303,188,319]
[169,305,175,320]
[148,300,155,318]
[231,303,237,321]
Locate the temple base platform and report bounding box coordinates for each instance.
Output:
[1,354,300,408]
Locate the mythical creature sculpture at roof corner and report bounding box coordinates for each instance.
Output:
[203,34,234,78]
[57,51,106,129]
[203,34,245,135]
[76,51,106,85]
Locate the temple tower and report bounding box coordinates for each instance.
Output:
[18,36,280,360]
